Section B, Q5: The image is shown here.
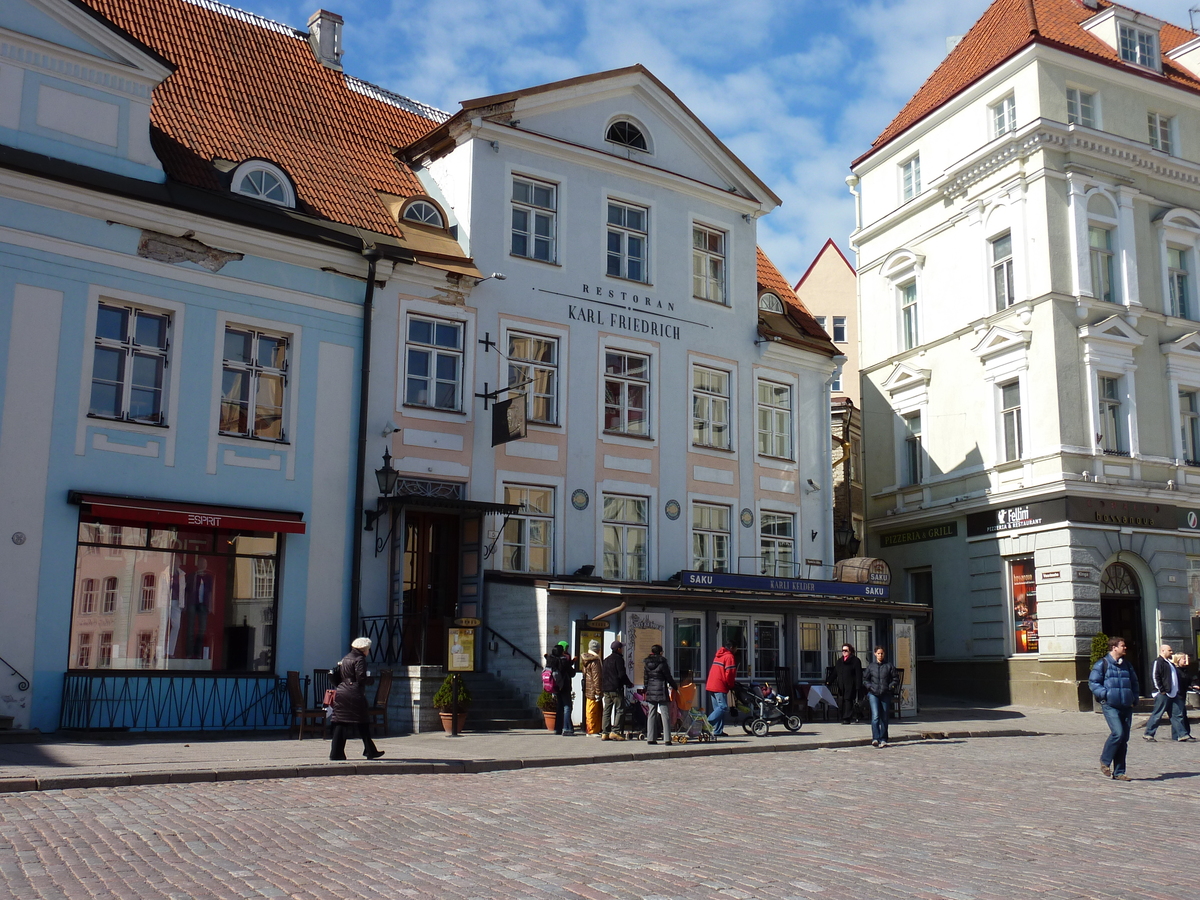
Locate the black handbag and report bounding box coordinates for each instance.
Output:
[328,664,343,686]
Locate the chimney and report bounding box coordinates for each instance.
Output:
[307,9,344,70]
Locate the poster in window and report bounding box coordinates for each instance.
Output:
[1188,558,1200,617]
[1011,557,1038,653]
[625,611,664,687]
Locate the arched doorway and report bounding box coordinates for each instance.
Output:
[1100,562,1146,685]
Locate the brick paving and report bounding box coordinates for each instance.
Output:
[1,729,1196,899]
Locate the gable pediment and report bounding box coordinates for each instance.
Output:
[1,0,171,78]
[1079,315,1145,347]
[971,325,1031,362]
[1162,331,1200,359]
[882,362,931,397]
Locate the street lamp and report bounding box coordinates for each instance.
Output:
[375,447,398,496]
[834,523,860,559]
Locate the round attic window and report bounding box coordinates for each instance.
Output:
[230,160,295,208]
[606,120,648,151]
[402,200,444,227]
[758,292,785,313]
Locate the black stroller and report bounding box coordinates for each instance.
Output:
[731,681,803,737]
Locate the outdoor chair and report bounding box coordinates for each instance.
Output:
[312,668,333,709]
[286,670,325,739]
[369,669,393,736]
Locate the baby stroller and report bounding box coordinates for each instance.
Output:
[625,688,650,740]
[731,680,803,737]
[670,681,716,743]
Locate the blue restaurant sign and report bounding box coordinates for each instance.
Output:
[680,571,889,600]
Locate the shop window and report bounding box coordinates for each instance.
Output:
[1010,557,1038,653]
[719,617,749,678]
[1189,557,1200,618]
[68,517,281,672]
[754,619,782,679]
[796,621,822,681]
[673,615,702,684]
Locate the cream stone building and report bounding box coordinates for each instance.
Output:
[851,0,1200,708]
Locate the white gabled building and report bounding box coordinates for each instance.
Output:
[851,0,1200,709]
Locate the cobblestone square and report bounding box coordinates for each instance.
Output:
[2,731,1197,899]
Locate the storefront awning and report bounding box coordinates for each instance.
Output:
[69,492,307,534]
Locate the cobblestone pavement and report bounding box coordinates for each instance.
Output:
[1,730,1197,900]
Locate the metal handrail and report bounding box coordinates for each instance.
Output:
[0,654,30,691]
[487,627,541,670]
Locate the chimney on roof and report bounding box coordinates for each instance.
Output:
[307,9,344,70]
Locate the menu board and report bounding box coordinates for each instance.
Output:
[447,628,475,672]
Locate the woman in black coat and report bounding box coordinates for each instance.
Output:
[643,644,676,746]
[832,643,864,725]
[329,637,385,761]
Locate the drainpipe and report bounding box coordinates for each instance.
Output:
[350,244,381,641]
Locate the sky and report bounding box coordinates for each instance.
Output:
[227,0,1192,283]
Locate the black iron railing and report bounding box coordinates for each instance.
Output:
[60,673,289,732]
[360,615,404,665]
[1,654,30,692]
[487,627,540,670]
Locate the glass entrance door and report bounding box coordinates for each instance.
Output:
[399,511,460,666]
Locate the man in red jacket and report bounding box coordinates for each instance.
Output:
[706,641,738,737]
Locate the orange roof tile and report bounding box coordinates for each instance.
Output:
[81,0,446,240]
[756,247,836,350]
[857,0,1200,165]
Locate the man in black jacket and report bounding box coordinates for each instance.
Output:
[1144,643,1186,742]
[863,646,900,747]
[601,640,633,740]
[832,643,864,725]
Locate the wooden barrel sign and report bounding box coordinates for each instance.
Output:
[834,557,891,585]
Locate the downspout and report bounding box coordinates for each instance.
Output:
[350,244,381,640]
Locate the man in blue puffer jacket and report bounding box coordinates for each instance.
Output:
[1088,636,1141,781]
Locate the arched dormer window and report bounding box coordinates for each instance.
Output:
[402,199,445,228]
[230,160,296,208]
[606,119,648,152]
[758,292,784,313]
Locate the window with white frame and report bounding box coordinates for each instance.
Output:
[252,558,275,599]
[760,512,795,576]
[402,200,444,227]
[1067,88,1096,127]
[79,578,97,615]
[220,327,288,440]
[691,503,730,573]
[405,316,463,410]
[603,350,650,436]
[1000,380,1022,462]
[1098,375,1124,453]
[1118,23,1157,68]
[692,225,726,304]
[231,161,295,208]
[139,573,156,612]
[1089,226,1117,303]
[831,372,842,392]
[75,633,92,669]
[606,120,648,151]
[508,333,558,424]
[511,175,557,263]
[101,576,118,614]
[990,94,1016,137]
[1182,390,1200,464]
[602,494,648,581]
[1168,246,1190,319]
[900,155,920,201]
[903,412,923,485]
[502,485,554,574]
[136,631,154,669]
[97,632,113,668]
[992,232,1016,310]
[1148,112,1173,155]
[832,316,846,343]
[90,302,170,424]
[692,365,730,450]
[673,615,702,683]
[756,379,792,459]
[814,315,826,331]
[759,292,784,313]
[900,280,918,349]
[607,200,648,283]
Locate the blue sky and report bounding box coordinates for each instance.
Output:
[228,0,1189,282]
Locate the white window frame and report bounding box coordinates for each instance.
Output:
[1080,317,1143,466]
[900,280,919,349]
[602,493,649,581]
[404,314,464,412]
[230,160,296,208]
[900,154,920,202]
[691,501,731,573]
[511,174,558,263]
[139,573,156,612]
[501,484,555,574]
[692,223,727,305]
[1181,389,1200,465]
[880,250,924,355]
[606,199,649,283]
[1097,374,1125,454]
[1148,111,1174,155]
[692,364,731,451]
[507,331,559,425]
[991,231,1016,311]
[999,380,1023,462]
[402,199,444,227]
[831,316,846,343]
[75,633,92,669]
[219,325,290,442]
[1157,210,1200,322]
[1118,22,1158,70]
[756,378,793,460]
[89,300,172,426]
[759,511,795,577]
[603,349,651,437]
[1067,87,1096,127]
[990,94,1016,137]
[1163,335,1200,471]
[903,412,923,486]
[718,614,786,681]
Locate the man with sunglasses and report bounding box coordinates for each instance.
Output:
[832,643,864,725]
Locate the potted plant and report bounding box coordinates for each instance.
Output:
[1089,632,1109,712]
[432,675,471,733]
[536,690,557,731]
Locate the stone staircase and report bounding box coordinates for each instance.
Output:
[461,671,541,731]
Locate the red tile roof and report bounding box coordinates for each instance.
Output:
[81,0,446,241]
[756,247,836,351]
[857,0,1200,165]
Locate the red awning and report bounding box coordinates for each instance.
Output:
[71,492,306,534]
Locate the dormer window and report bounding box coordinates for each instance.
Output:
[758,292,784,313]
[1118,23,1157,68]
[402,199,444,228]
[606,120,648,152]
[230,160,295,208]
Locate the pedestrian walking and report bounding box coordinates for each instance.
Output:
[705,640,737,737]
[328,637,384,761]
[550,642,576,736]
[832,643,864,725]
[643,643,676,746]
[1143,643,1186,743]
[580,639,604,735]
[863,645,900,748]
[601,640,633,740]
[1088,636,1140,781]
[1171,652,1197,742]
